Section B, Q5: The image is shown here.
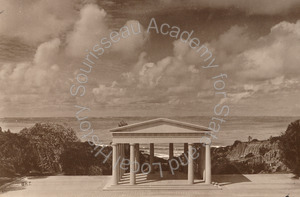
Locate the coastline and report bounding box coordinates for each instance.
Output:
[0,118,299,183]
[0,116,297,147]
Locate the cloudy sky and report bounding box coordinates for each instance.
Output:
[0,0,300,117]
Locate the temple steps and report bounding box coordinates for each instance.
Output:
[104,185,220,190]
[103,182,221,191]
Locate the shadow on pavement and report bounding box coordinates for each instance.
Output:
[212,174,251,186]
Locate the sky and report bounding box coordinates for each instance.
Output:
[0,0,300,117]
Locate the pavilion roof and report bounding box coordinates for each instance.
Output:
[109,118,212,133]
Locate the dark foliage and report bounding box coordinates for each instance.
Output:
[269,136,281,144]
[19,123,79,173]
[232,140,242,147]
[0,130,36,177]
[0,123,115,177]
[279,119,300,176]
[60,142,112,175]
[259,147,270,156]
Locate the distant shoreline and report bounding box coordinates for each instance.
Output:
[1,115,300,119]
[0,116,297,147]
[2,120,299,181]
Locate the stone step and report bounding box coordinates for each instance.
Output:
[104,184,221,191]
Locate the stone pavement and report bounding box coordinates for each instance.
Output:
[1,174,300,197]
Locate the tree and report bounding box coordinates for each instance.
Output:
[19,123,79,173]
[248,136,252,142]
[279,120,300,177]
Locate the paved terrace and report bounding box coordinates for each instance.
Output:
[1,174,300,197]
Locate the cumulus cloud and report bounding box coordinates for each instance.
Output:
[1,0,299,116]
[65,5,148,58]
[34,39,61,66]
[221,20,300,82]
[65,4,108,57]
[0,1,151,117]
[219,75,300,106]
[211,25,252,60]
[197,19,300,107]
[0,0,93,44]
[111,20,149,57]
[92,39,209,105]
[93,81,126,104]
[0,38,62,103]
[93,19,300,108]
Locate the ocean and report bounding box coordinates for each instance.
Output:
[0,116,298,158]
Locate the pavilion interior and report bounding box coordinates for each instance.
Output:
[117,143,206,186]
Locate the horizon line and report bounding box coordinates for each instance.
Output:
[0,115,299,119]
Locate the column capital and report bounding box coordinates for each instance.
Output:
[188,143,194,145]
[130,143,136,146]
[112,143,117,146]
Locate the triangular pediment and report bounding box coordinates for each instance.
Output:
[110,118,211,133]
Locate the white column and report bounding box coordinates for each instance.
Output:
[118,145,121,180]
[150,143,154,173]
[119,144,122,180]
[123,144,126,175]
[112,143,118,185]
[169,143,174,160]
[205,143,211,184]
[130,143,136,185]
[188,143,194,184]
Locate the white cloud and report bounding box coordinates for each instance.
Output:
[200,20,300,107]
[1,1,300,116]
[111,20,149,57]
[0,38,62,97]
[65,5,148,58]
[92,39,209,105]
[92,81,126,103]
[34,38,61,66]
[0,2,151,116]
[65,4,108,57]
[224,20,300,82]
[0,0,92,44]
[111,19,300,108]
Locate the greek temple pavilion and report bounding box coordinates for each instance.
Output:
[105,118,213,190]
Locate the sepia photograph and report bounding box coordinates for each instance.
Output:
[0,0,300,196]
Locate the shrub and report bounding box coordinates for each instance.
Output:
[19,123,79,173]
[232,140,242,147]
[259,147,270,156]
[88,166,103,175]
[60,142,112,175]
[279,120,300,176]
